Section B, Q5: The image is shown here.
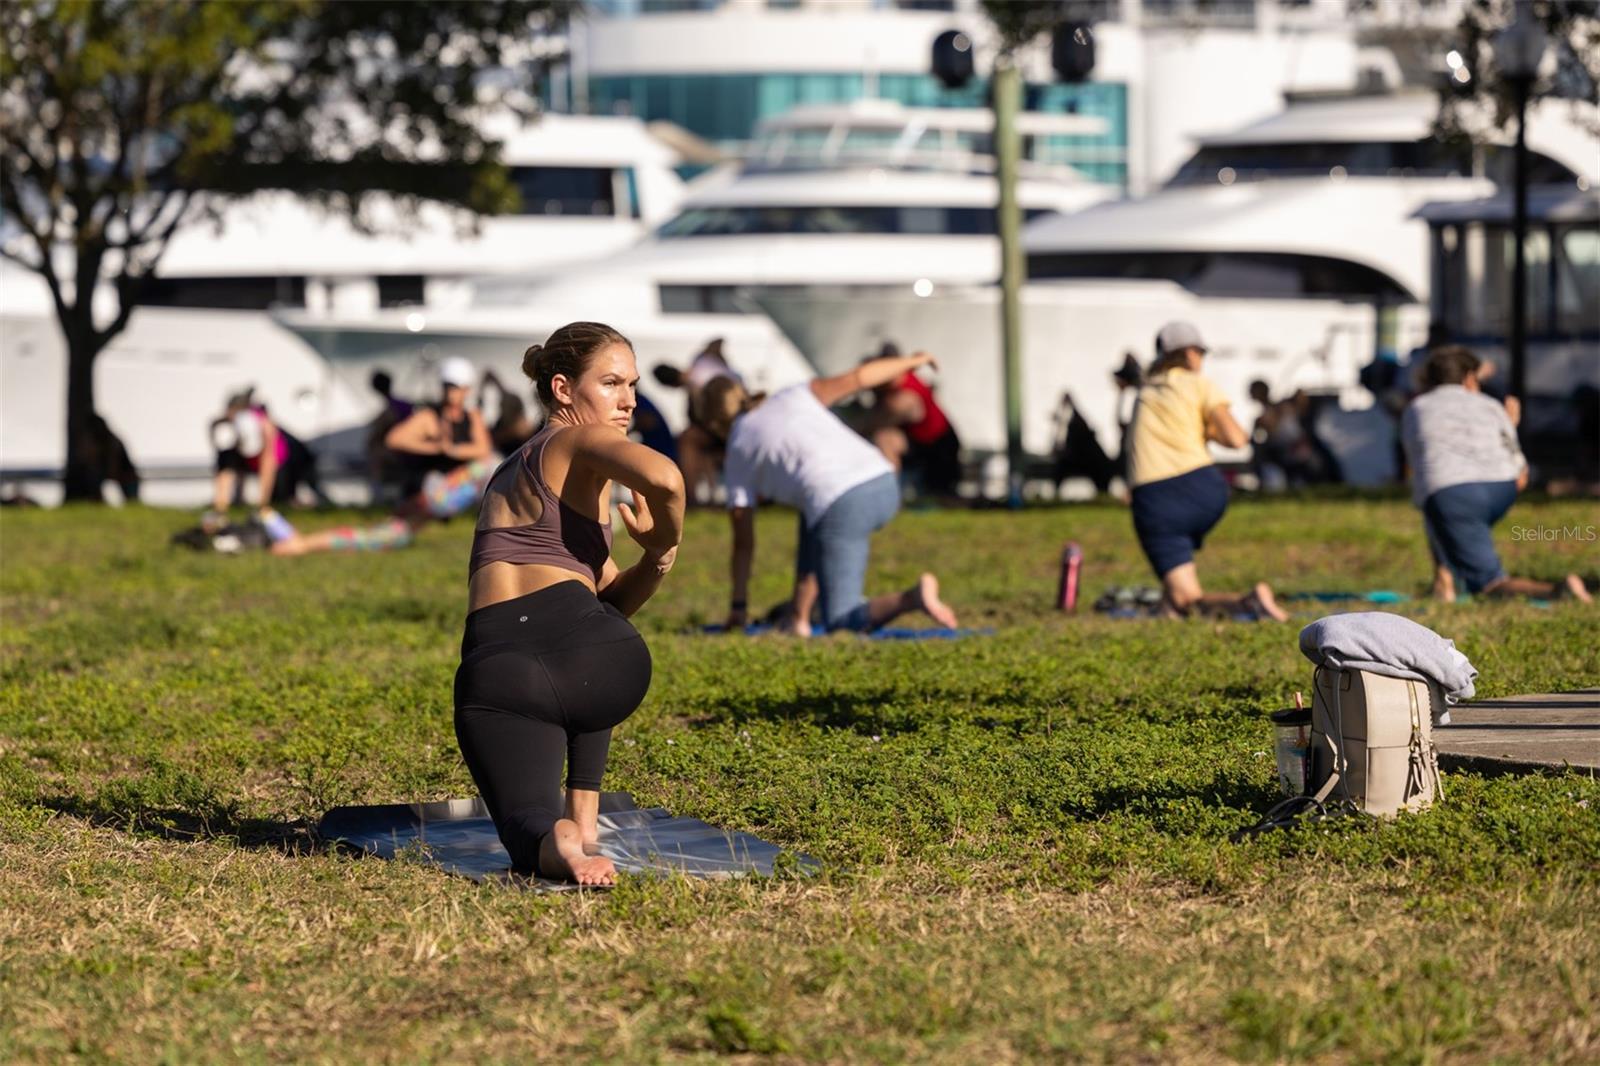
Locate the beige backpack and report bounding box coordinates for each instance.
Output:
[1305,667,1443,818]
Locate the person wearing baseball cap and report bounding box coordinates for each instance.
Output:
[1126,321,1289,621]
[384,356,494,497]
[273,356,500,557]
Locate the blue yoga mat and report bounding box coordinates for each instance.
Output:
[319,791,817,890]
[699,624,992,640]
[1283,590,1409,604]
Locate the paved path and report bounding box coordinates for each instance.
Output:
[1436,688,1600,776]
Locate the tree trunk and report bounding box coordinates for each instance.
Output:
[61,318,111,502]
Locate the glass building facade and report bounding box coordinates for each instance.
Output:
[578,72,1129,188]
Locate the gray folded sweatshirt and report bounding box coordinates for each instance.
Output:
[1299,612,1477,702]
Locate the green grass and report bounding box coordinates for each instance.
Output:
[1,496,1597,1063]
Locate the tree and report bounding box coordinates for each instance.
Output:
[0,0,572,501]
[1435,0,1600,140]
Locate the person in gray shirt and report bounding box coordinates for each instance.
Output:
[1400,346,1591,603]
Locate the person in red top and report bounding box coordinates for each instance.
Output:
[865,342,962,499]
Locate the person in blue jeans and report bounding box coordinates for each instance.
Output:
[703,351,960,636]
[1401,345,1591,603]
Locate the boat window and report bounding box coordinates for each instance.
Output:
[659,285,750,315]
[508,166,619,216]
[1556,226,1600,336]
[657,204,1049,237]
[1028,251,1413,300]
[1481,147,1581,186]
[139,275,307,310]
[839,129,903,156]
[377,275,425,308]
[1168,141,1473,185]
[1434,221,1598,339]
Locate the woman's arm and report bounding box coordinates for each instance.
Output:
[385,410,442,455]
[811,352,937,408]
[1205,404,1249,450]
[255,421,280,509]
[727,506,756,627]
[569,426,685,615]
[596,543,677,618]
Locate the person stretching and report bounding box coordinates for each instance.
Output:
[1127,321,1288,621]
[454,322,685,886]
[701,350,958,636]
[1402,345,1590,604]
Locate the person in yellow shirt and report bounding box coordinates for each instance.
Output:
[1128,322,1288,621]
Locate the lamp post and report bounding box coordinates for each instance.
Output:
[993,60,1026,507]
[1494,3,1547,402]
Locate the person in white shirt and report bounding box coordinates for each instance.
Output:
[1401,345,1591,603]
[701,351,960,636]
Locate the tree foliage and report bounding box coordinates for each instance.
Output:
[0,0,571,499]
[978,0,1066,56]
[1437,0,1600,140]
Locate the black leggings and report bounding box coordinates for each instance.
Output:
[454,581,652,876]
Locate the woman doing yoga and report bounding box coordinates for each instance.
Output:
[454,322,686,886]
[702,349,959,635]
[1127,321,1289,621]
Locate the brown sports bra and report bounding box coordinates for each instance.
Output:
[468,425,613,583]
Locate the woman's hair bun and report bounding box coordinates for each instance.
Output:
[520,343,544,381]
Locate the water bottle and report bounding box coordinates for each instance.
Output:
[1056,541,1083,612]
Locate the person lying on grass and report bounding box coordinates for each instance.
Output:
[454,322,685,887]
[700,350,959,637]
[270,359,498,556]
[1401,345,1591,605]
[1126,321,1289,622]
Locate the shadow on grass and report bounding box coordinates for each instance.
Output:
[683,688,1028,735]
[1056,773,1282,823]
[684,682,1288,736]
[40,794,319,857]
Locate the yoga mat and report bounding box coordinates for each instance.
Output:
[1283,590,1408,604]
[698,623,992,640]
[318,791,816,890]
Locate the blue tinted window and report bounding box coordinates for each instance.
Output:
[582,73,1128,189]
[509,166,617,216]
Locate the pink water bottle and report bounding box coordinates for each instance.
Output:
[1056,542,1083,612]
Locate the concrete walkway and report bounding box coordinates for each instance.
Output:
[1436,688,1600,776]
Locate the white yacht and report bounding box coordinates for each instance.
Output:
[754,93,1600,482]
[275,99,1115,425]
[0,113,686,502]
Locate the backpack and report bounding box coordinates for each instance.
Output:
[1305,666,1443,818]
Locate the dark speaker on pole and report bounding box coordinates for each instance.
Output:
[931,29,975,89]
[1052,22,1095,83]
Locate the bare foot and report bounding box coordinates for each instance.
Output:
[539,819,617,886]
[1245,582,1290,622]
[916,572,959,628]
[1562,574,1594,604]
[788,619,812,637]
[1431,567,1457,603]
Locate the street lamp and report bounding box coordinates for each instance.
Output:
[1494,3,1547,402]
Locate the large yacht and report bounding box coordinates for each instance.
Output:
[754,92,1600,480]
[275,99,1117,425]
[0,113,686,501]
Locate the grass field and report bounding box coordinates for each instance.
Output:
[2,496,1597,1063]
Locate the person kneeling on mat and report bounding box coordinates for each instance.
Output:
[701,350,959,636]
[1402,345,1591,604]
[1127,321,1288,621]
[454,322,685,886]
